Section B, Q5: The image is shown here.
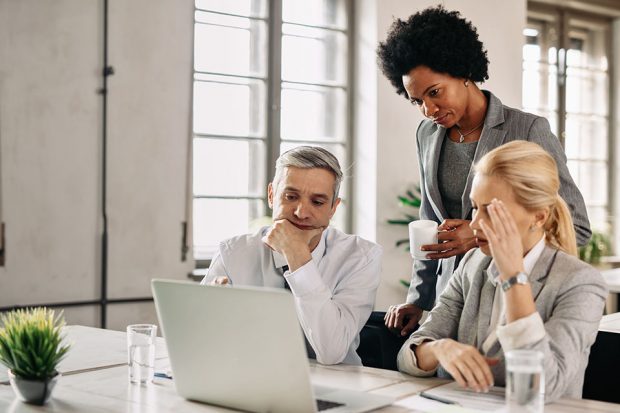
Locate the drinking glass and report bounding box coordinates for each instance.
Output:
[127,324,157,384]
[505,350,544,413]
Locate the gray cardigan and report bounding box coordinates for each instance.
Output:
[407,91,591,310]
[398,245,607,402]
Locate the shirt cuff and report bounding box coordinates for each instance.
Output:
[496,312,546,351]
[284,260,327,297]
[397,336,438,377]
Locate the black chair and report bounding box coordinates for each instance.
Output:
[582,329,620,403]
[356,311,409,370]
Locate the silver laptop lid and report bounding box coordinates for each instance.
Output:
[152,279,317,413]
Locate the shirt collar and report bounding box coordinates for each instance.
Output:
[272,228,328,269]
[487,235,546,285]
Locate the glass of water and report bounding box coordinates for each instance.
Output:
[505,350,544,413]
[127,324,157,384]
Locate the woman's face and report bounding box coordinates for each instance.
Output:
[401,65,470,128]
[469,174,544,256]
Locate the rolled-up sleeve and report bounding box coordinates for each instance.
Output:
[397,336,438,377]
[285,245,382,365]
[497,312,546,351]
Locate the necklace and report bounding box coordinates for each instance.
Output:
[455,121,484,143]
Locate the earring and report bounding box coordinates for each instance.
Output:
[529,224,537,232]
[464,80,469,87]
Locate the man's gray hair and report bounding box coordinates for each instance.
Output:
[273,146,343,202]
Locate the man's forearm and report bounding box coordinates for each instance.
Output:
[282,245,312,272]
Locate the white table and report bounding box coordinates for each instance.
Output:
[0,326,617,412]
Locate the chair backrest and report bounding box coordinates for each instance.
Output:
[582,330,620,403]
[356,312,408,371]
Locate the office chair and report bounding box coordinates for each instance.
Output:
[356,311,409,371]
[582,329,620,403]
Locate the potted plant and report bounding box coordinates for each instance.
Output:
[0,307,70,405]
[579,231,611,267]
[387,187,422,288]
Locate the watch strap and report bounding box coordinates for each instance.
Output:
[501,272,528,292]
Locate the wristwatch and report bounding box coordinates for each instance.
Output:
[501,272,529,292]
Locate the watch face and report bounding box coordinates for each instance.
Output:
[516,272,529,284]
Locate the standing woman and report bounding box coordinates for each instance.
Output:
[378,6,590,336]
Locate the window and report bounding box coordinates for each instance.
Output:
[192,0,351,260]
[522,8,611,234]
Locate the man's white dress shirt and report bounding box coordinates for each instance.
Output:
[202,226,382,365]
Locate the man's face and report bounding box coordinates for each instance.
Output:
[268,167,340,230]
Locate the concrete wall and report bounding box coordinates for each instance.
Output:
[353,0,526,310]
[0,0,194,331]
[0,0,528,324]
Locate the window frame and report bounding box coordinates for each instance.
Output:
[192,0,355,267]
[524,3,614,237]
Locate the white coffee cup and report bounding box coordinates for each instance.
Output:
[408,220,438,260]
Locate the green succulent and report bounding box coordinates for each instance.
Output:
[0,308,70,380]
[579,231,611,265]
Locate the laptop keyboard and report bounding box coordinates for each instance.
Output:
[316,399,345,411]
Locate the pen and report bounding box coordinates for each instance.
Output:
[154,372,173,380]
[419,391,459,405]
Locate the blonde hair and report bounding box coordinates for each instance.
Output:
[474,141,577,256]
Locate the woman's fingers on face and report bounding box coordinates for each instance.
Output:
[499,201,519,235]
[487,202,507,239]
[479,219,497,245]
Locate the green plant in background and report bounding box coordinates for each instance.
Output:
[387,187,421,289]
[579,231,611,265]
[387,187,422,251]
[0,308,70,380]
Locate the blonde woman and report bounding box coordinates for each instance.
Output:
[397,141,607,402]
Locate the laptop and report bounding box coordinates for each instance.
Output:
[152,279,395,413]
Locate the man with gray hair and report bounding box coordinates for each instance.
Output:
[202,146,382,365]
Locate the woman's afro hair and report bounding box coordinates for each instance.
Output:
[377,5,489,98]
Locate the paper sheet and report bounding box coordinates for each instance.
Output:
[395,394,492,413]
[423,382,506,412]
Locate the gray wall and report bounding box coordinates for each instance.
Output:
[0,0,194,331]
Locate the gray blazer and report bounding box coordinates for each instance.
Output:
[399,245,607,402]
[407,91,591,310]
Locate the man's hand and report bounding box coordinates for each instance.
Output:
[422,219,477,259]
[384,303,423,337]
[262,219,324,272]
[423,339,498,392]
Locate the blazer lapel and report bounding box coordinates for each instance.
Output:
[425,126,449,220]
[461,92,508,218]
[528,245,559,300]
[476,267,496,347]
[460,255,493,347]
